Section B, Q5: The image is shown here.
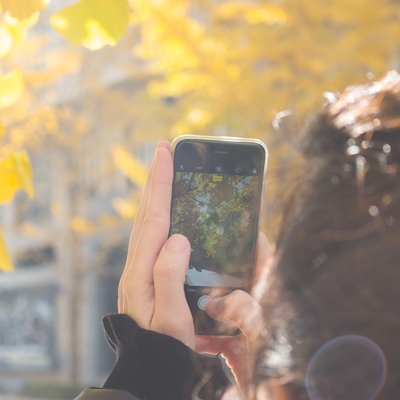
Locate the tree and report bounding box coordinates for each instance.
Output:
[1,0,400,270]
[171,172,259,275]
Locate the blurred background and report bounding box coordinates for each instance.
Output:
[0,0,399,398]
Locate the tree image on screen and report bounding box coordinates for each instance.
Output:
[171,172,259,284]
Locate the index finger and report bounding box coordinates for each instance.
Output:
[132,146,174,282]
[125,141,171,269]
[121,147,174,321]
[119,141,170,312]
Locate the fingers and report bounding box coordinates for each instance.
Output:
[132,145,174,282]
[205,290,263,342]
[119,144,174,324]
[126,141,171,264]
[118,161,154,312]
[118,141,171,313]
[195,336,234,355]
[198,234,272,352]
[196,336,250,391]
[152,234,195,348]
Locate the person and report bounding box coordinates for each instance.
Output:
[76,70,400,400]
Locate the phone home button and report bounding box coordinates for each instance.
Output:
[198,295,211,310]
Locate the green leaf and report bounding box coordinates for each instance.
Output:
[49,0,130,50]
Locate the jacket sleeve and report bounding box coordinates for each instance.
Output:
[76,314,231,400]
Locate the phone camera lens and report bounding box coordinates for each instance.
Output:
[235,167,241,173]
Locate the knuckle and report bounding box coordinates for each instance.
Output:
[153,259,181,282]
[218,291,252,322]
[141,215,170,240]
[230,289,249,303]
[145,211,168,223]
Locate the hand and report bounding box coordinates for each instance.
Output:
[118,141,196,349]
[196,232,273,391]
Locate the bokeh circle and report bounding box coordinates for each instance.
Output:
[305,335,387,400]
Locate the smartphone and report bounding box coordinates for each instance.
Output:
[170,135,268,336]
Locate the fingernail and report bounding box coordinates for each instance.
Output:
[157,140,170,150]
[166,234,187,251]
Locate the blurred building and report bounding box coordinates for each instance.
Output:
[0,0,158,393]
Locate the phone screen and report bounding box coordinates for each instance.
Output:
[170,138,266,335]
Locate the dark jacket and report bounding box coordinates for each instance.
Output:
[75,314,231,400]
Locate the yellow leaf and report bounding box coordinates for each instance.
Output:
[0,151,34,204]
[187,109,213,127]
[49,0,129,50]
[0,25,13,58]
[0,70,24,108]
[4,11,39,44]
[112,197,138,219]
[245,6,287,25]
[71,216,94,234]
[0,231,13,272]
[111,145,148,188]
[99,214,118,228]
[216,3,248,20]
[0,0,49,20]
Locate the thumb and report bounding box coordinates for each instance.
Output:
[152,234,195,347]
[206,290,263,341]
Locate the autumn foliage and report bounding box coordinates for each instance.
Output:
[1,0,400,270]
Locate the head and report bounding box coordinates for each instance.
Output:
[252,71,400,399]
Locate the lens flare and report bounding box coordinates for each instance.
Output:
[305,335,387,400]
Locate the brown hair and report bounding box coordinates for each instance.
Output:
[253,71,400,399]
